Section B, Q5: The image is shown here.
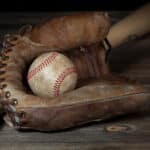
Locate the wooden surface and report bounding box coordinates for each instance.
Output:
[0,12,150,150]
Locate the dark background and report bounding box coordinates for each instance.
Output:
[0,0,149,11]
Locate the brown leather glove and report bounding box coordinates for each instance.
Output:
[0,12,149,131]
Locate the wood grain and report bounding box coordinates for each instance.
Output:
[0,11,150,150]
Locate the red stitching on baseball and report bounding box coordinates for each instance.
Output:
[27,52,58,80]
[53,67,77,97]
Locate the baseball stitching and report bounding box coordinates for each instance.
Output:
[27,52,58,80]
[53,67,77,97]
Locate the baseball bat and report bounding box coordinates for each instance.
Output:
[107,3,150,49]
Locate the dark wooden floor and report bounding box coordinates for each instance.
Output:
[0,12,150,150]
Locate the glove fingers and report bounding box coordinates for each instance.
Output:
[3,74,149,131]
[10,91,150,131]
[28,12,110,50]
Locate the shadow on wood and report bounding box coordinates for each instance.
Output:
[0,114,4,131]
[109,34,150,74]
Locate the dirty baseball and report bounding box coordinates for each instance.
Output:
[27,52,78,98]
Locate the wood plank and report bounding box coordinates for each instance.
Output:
[0,109,150,149]
[1,143,150,150]
[0,11,129,25]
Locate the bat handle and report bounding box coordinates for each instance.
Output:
[107,3,150,49]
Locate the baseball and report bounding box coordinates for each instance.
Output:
[27,52,78,98]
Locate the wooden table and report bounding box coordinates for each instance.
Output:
[0,12,150,150]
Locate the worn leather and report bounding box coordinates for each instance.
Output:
[26,12,110,50]
[0,12,149,131]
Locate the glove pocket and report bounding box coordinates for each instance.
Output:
[10,77,149,132]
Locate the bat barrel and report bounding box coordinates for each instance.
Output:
[107,3,150,49]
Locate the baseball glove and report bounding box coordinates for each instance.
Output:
[0,12,149,131]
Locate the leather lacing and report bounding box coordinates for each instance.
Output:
[0,50,17,104]
[0,35,25,126]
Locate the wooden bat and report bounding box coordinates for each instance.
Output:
[106,3,150,49]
